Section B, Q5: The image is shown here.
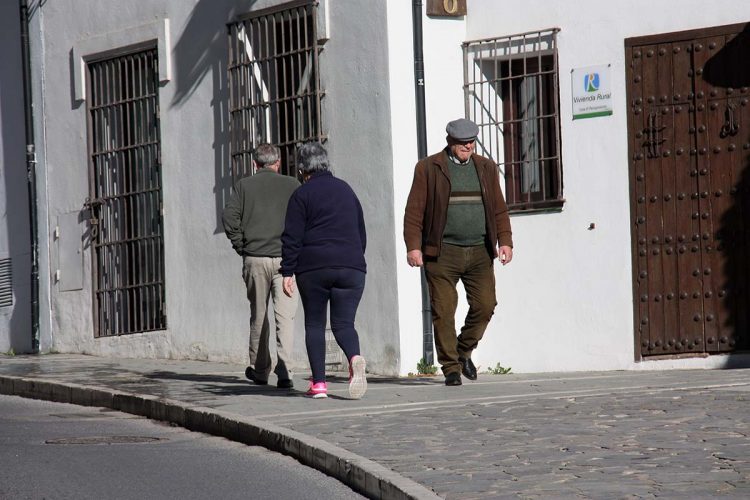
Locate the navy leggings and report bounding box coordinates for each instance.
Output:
[296,268,365,383]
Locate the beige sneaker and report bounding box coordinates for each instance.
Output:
[348,355,367,399]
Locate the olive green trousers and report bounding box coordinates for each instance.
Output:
[424,243,497,376]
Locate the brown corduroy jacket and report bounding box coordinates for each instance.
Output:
[403,149,513,258]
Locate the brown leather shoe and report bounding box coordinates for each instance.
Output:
[445,372,462,386]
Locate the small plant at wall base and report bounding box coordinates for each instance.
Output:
[3,348,15,357]
[416,358,438,376]
[486,363,512,375]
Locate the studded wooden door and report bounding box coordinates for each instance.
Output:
[626,23,750,358]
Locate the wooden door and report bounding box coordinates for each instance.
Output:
[626,23,750,358]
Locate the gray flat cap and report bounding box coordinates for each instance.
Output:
[446,118,479,141]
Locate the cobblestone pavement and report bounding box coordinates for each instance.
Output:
[276,383,750,498]
[1,354,749,499]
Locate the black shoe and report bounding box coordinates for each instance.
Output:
[277,378,294,389]
[245,366,268,385]
[445,372,462,386]
[460,357,477,380]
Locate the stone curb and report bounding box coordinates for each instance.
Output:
[0,375,441,500]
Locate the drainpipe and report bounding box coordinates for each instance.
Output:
[411,0,433,365]
[20,0,40,353]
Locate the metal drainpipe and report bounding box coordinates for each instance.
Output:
[20,0,40,353]
[411,0,433,365]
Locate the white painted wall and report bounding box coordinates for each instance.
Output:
[35,0,263,363]
[422,8,467,150]
[386,0,422,375]
[28,0,402,375]
[462,0,750,373]
[322,0,401,375]
[15,0,747,375]
[387,2,473,374]
[1,0,52,355]
[0,1,31,353]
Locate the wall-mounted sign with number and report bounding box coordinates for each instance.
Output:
[426,0,467,17]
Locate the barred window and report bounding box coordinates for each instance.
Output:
[463,29,564,212]
[86,47,166,336]
[228,0,323,181]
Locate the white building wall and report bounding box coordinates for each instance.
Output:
[0,1,31,353]
[36,0,270,362]
[15,0,747,375]
[321,0,401,375]
[387,2,472,374]
[30,0,402,374]
[386,0,422,375]
[462,0,750,372]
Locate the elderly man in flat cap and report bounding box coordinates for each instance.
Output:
[404,118,513,386]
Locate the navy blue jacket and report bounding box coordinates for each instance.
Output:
[281,171,367,276]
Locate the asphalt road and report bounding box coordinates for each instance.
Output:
[0,394,364,500]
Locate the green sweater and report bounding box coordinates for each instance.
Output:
[442,157,486,247]
[222,168,300,257]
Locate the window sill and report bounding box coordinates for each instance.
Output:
[508,199,565,215]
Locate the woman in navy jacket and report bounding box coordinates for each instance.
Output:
[281,142,367,399]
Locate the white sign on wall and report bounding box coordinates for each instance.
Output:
[571,64,612,120]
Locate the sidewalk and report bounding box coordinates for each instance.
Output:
[1,354,750,499]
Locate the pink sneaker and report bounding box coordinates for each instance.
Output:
[305,381,328,399]
[348,355,367,399]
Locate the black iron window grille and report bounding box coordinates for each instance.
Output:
[86,47,166,337]
[463,28,564,212]
[228,0,324,181]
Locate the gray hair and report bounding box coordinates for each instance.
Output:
[296,142,329,175]
[253,143,280,167]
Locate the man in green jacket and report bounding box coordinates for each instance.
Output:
[404,118,513,386]
[223,144,300,389]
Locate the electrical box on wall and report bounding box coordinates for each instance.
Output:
[56,212,84,292]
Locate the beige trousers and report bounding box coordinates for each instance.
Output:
[242,256,298,381]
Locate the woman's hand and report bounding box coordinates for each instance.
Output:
[282,276,296,297]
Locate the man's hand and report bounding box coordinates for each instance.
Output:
[282,276,295,297]
[407,249,424,267]
[497,246,513,265]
